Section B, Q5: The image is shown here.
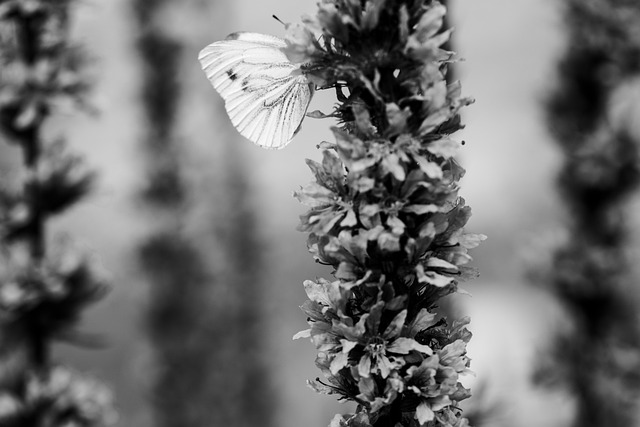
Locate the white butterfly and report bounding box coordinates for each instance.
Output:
[198,32,315,149]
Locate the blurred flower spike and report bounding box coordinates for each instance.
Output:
[0,1,115,426]
[0,366,117,426]
[292,1,484,426]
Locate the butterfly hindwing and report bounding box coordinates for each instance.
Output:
[198,32,314,149]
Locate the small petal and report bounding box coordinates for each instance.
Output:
[330,352,349,374]
[386,102,411,136]
[387,337,433,355]
[329,414,347,427]
[377,232,401,252]
[402,204,440,215]
[306,110,333,119]
[381,153,406,181]
[426,138,461,158]
[340,209,358,227]
[376,354,394,378]
[293,329,311,340]
[307,379,336,395]
[361,0,385,30]
[358,354,373,378]
[382,310,407,339]
[408,309,437,337]
[341,339,358,354]
[352,103,376,136]
[303,279,331,306]
[416,400,435,424]
[358,376,377,400]
[426,257,458,273]
[415,156,443,179]
[413,4,446,42]
[459,233,487,249]
[416,265,455,287]
[336,262,358,280]
[294,182,336,207]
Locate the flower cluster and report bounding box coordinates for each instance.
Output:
[0,0,90,142]
[0,366,116,427]
[0,142,94,241]
[0,241,108,335]
[289,1,484,426]
[296,277,474,427]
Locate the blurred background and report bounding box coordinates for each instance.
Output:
[3,0,638,426]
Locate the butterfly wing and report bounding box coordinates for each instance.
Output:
[198,32,314,149]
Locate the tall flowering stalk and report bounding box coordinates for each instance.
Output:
[286,1,483,426]
[535,1,640,426]
[0,1,114,425]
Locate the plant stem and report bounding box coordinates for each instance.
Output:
[15,13,48,371]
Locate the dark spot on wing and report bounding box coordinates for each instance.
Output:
[226,69,238,81]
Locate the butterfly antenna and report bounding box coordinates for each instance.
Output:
[272,14,286,27]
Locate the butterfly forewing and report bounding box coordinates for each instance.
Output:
[198,32,314,149]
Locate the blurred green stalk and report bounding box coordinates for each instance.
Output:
[539,1,640,426]
[132,1,274,426]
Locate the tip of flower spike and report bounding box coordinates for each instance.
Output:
[283,22,321,64]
